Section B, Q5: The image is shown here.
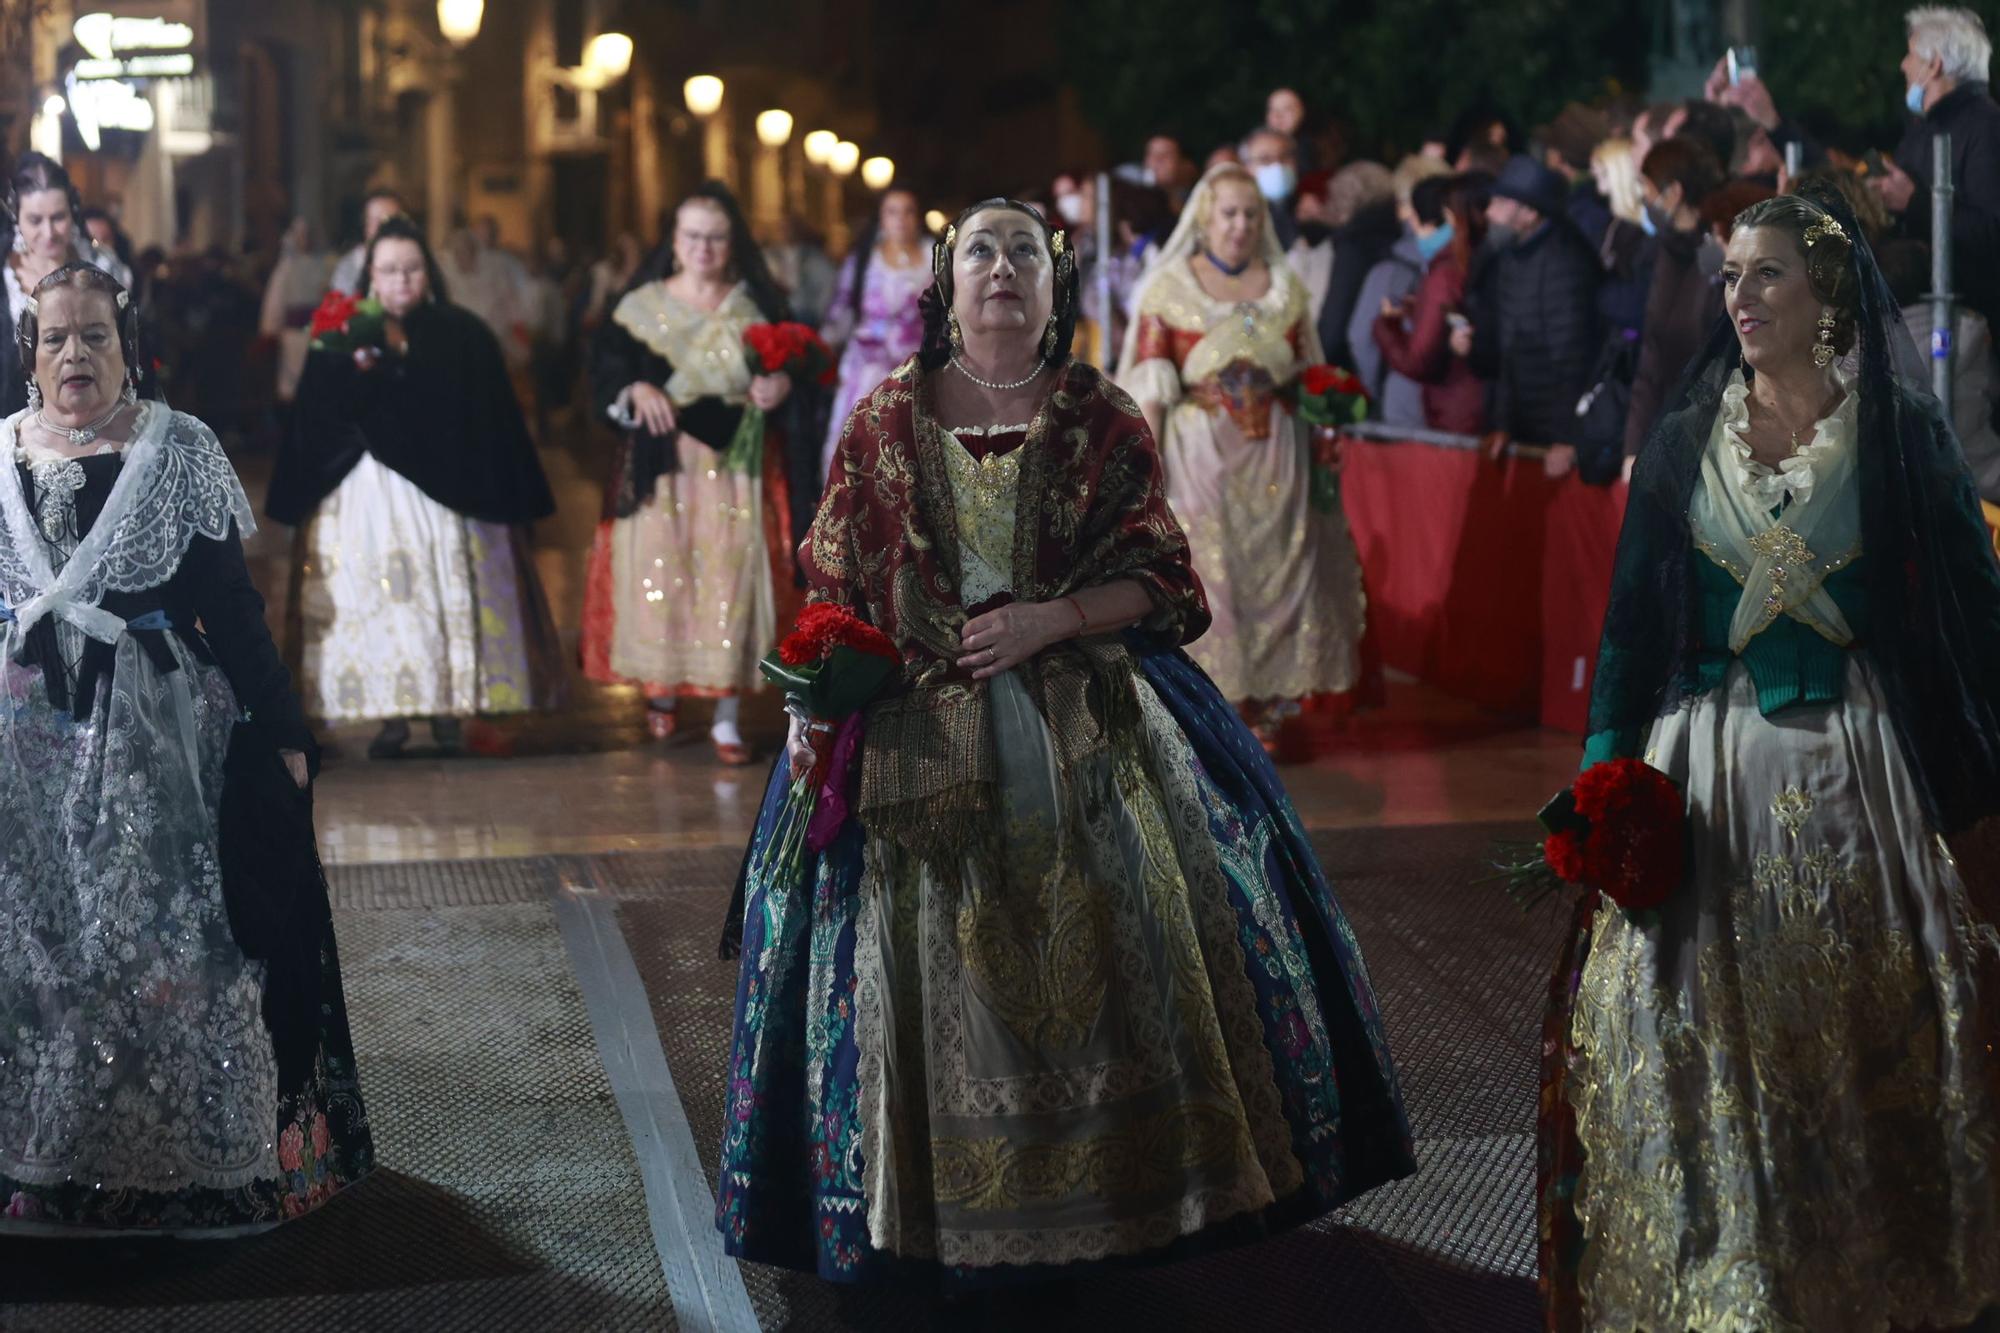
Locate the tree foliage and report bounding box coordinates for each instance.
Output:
[1060,0,1652,161]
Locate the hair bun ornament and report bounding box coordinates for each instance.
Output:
[932,223,956,281]
[1802,213,1850,251]
[916,277,948,326]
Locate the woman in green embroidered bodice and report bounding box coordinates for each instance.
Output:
[1552,192,2000,1333]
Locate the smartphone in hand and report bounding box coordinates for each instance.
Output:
[1726,45,1758,86]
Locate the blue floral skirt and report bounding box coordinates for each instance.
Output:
[716,643,1413,1285]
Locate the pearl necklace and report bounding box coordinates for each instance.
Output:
[951,355,1044,393]
[35,399,127,450]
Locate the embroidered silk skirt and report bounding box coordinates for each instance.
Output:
[1567,658,2000,1331]
[1157,400,1363,704]
[296,455,563,722]
[580,434,782,698]
[717,643,1414,1283]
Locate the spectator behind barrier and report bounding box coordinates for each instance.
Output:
[1467,156,1603,478]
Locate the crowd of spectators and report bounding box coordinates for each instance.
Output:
[1069,4,2000,498]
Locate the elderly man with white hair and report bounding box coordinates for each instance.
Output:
[1880,6,2000,321]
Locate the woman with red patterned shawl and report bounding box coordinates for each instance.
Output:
[715,199,1414,1298]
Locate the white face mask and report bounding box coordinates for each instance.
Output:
[1253,161,1296,203]
[1054,193,1085,225]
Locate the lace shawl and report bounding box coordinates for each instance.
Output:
[0,404,256,642]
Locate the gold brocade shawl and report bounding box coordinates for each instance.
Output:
[803,358,1208,864]
[610,281,760,407]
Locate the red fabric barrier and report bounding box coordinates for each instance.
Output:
[1540,479,1629,734]
[1340,438,1628,733]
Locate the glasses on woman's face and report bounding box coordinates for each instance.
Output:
[373,262,425,283]
[676,227,730,259]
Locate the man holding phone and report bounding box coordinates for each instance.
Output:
[1711,9,2000,323]
[1884,6,2000,324]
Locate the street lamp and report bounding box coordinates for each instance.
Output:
[437,0,484,47]
[683,74,724,117]
[802,130,837,166]
[583,33,633,82]
[828,140,860,177]
[924,209,947,234]
[861,156,895,190]
[755,109,793,148]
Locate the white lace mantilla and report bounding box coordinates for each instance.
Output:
[0,405,255,643]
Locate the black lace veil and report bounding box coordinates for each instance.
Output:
[1590,179,2000,836]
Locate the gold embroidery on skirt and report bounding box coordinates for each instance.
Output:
[1571,835,1997,1330]
[931,1101,1250,1212]
[954,858,1110,1052]
[1770,786,1814,840]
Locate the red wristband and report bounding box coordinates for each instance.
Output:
[1062,594,1088,637]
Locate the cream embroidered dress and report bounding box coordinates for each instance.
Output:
[1568,371,2000,1331]
[597,282,774,695]
[1117,189,1365,705]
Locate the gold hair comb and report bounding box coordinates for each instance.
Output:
[1803,214,1850,249]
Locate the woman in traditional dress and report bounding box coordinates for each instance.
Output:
[717,199,1414,1295]
[584,182,795,764]
[818,187,930,476]
[0,262,372,1234]
[3,153,135,421]
[1539,186,2000,1330]
[267,217,563,758]
[1116,163,1366,744]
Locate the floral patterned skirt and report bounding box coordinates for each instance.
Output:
[1564,658,2000,1331]
[716,642,1413,1285]
[0,636,372,1235]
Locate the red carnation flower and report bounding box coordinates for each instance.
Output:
[1301,365,1339,396]
[1544,828,1586,882]
[1561,759,1685,912]
[309,291,359,338]
[777,603,899,667]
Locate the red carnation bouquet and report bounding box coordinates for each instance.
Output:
[723,321,838,472]
[1492,759,1687,918]
[1296,364,1370,515]
[307,290,389,369]
[752,604,903,881]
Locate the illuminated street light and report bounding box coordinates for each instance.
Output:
[683,75,724,117]
[860,156,894,190]
[755,109,794,148]
[437,0,484,47]
[924,209,947,233]
[583,32,633,81]
[828,140,860,176]
[802,130,837,166]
